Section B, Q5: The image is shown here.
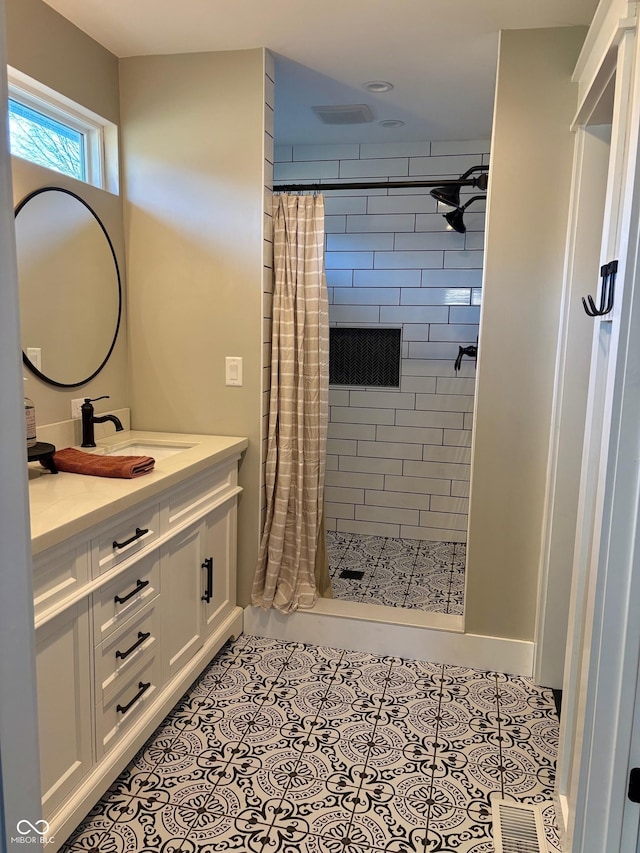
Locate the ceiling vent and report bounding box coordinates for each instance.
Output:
[312,104,374,125]
[492,799,547,853]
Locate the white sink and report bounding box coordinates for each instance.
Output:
[99,440,195,461]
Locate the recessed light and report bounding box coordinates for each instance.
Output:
[364,80,394,93]
[378,119,405,128]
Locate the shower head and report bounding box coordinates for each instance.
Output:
[444,206,467,233]
[430,185,461,208]
[430,167,488,210]
[443,194,487,234]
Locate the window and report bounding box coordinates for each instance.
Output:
[329,327,402,387]
[9,98,87,181]
[7,67,117,191]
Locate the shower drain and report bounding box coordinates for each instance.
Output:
[491,798,547,853]
[340,569,365,581]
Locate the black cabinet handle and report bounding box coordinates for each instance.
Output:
[114,578,149,605]
[116,681,151,715]
[113,527,149,551]
[115,631,151,661]
[201,557,213,603]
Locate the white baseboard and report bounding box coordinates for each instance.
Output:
[243,599,534,677]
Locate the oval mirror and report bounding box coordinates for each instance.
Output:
[15,187,122,388]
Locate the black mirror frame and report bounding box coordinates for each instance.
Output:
[15,186,122,389]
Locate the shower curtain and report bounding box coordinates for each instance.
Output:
[251,193,330,612]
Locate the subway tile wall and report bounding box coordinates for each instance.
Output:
[274,139,490,542]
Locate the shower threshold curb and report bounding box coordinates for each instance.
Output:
[243,600,534,678]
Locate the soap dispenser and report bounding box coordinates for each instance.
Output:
[24,379,36,448]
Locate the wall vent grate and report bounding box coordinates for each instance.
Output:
[491,799,546,853]
[329,327,401,388]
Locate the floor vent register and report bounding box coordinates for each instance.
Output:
[491,799,547,853]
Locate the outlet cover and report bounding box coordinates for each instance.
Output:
[71,398,85,419]
[26,347,41,371]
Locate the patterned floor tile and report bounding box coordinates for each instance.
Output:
[429,757,502,806]
[318,810,391,851]
[304,833,371,852]
[61,636,561,853]
[126,771,215,809]
[325,532,466,615]
[60,815,114,852]
[495,721,559,770]
[426,803,494,852]
[500,764,556,804]
[375,556,417,575]
[185,816,269,852]
[97,800,197,851]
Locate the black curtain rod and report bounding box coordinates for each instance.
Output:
[273,177,485,193]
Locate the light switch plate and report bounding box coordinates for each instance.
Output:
[225,356,243,386]
[71,398,85,419]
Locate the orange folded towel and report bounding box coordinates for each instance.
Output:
[43,448,155,479]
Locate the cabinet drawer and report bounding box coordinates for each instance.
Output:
[94,553,160,643]
[93,502,160,575]
[33,539,89,621]
[97,652,162,758]
[96,599,160,704]
[165,459,237,531]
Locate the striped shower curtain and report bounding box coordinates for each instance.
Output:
[251,193,330,612]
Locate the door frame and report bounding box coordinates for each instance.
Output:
[567,94,640,849]
[551,3,640,849]
[533,119,610,690]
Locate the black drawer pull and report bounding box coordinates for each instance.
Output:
[201,557,213,603]
[115,631,151,661]
[113,527,149,551]
[114,578,149,605]
[116,680,151,715]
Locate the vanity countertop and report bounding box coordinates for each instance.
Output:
[28,430,248,555]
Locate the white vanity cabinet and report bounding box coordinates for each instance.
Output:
[202,500,236,638]
[29,433,247,851]
[35,600,93,819]
[160,521,206,681]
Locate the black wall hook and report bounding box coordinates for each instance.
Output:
[583,260,617,317]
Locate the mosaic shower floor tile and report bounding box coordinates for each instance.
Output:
[327,531,466,615]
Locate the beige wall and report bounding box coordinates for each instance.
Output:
[5,0,119,124]
[466,27,586,641]
[119,49,266,607]
[6,0,127,428]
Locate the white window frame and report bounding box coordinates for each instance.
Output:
[7,66,117,192]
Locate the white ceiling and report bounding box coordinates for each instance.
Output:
[44,0,599,145]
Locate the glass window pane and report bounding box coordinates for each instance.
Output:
[8,98,86,181]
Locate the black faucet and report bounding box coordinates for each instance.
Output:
[81,396,124,447]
